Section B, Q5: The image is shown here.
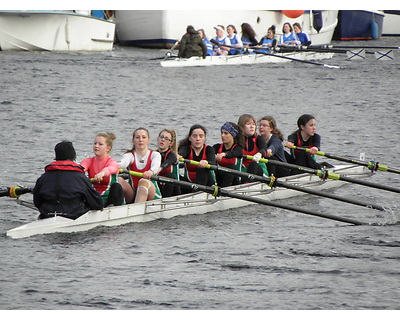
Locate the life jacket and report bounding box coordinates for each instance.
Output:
[184,146,208,182]
[129,151,154,189]
[242,136,260,168]
[45,161,84,173]
[217,143,240,168]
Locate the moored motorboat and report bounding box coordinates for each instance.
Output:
[161,51,334,67]
[382,10,400,36]
[114,10,338,49]
[6,163,369,239]
[333,10,384,40]
[0,10,115,51]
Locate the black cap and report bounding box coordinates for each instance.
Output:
[54,141,76,161]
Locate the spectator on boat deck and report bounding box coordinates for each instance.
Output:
[241,22,258,47]
[257,25,278,53]
[198,29,213,56]
[285,114,321,173]
[279,22,301,46]
[33,141,104,220]
[178,124,216,192]
[212,25,231,56]
[226,24,243,55]
[293,22,311,46]
[238,114,269,181]
[258,116,291,178]
[213,122,244,187]
[118,128,162,203]
[178,25,207,59]
[81,132,124,207]
[156,128,181,197]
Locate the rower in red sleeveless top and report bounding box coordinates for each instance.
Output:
[212,122,244,187]
[118,128,161,203]
[156,128,181,197]
[285,114,321,173]
[237,114,269,181]
[178,124,216,193]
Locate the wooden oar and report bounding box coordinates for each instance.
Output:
[179,159,386,212]
[121,169,366,226]
[0,186,33,198]
[245,155,400,194]
[288,146,400,175]
[251,50,342,69]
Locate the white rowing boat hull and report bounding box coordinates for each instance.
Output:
[0,10,115,51]
[6,164,369,239]
[115,10,338,49]
[161,52,334,67]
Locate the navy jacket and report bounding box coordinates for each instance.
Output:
[33,160,104,219]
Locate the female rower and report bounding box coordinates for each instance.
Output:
[238,114,269,180]
[212,25,231,56]
[156,128,181,197]
[285,114,321,171]
[258,116,291,178]
[118,128,162,203]
[226,24,243,55]
[198,28,213,56]
[257,25,277,53]
[293,22,311,46]
[178,124,216,192]
[80,132,124,207]
[279,22,301,46]
[213,122,244,187]
[240,23,258,47]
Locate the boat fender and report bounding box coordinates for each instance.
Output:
[313,10,323,33]
[282,10,304,19]
[371,21,379,40]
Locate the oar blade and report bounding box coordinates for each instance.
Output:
[374,50,394,61]
[346,49,366,60]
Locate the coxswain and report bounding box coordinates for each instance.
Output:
[33,141,104,220]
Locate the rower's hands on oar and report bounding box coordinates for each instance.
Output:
[198,160,209,168]
[215,153,226,162]
[93,171,105,183]
[252,153,262,163]
[142,170,154,179]
[309,147,319,156]
[284,142,294,148]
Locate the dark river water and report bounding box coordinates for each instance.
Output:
[1,37,400,310]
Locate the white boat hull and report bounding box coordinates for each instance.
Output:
[115,10,338,48]
[0,11,115,51]
[161,51,334,67]
[7,164,369,239]
[382,10,400,36]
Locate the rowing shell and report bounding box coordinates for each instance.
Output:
[160,51,334,67]
[6,164,368,239]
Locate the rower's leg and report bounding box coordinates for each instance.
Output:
[135,179,155,202]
